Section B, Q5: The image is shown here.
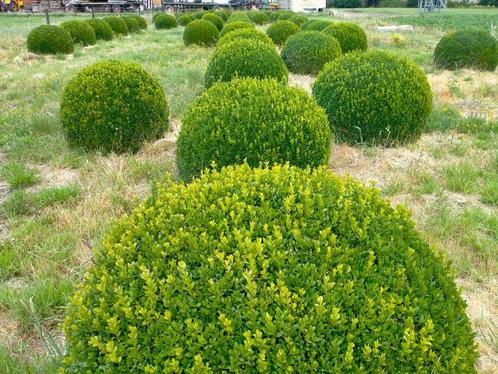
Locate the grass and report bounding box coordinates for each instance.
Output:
[0,8,497,373]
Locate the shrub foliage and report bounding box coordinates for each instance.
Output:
[123,16,140,33]
[62,163,478,372]
[202,13,224,31]
[217,28,274,49]
[60,60,169,154]
[323,22,368,53]
[248,10,269,25]
[60,20,97,46]
[183,19,219,46]
[178,14,195,26]
[103,16,128,35]
[301,19,332,31]
[312,50,432,145]
[27,25,74,55]
[220,20,254,36]
[155,14,177,29]
[85,19,113,41]
[266,20,299,45]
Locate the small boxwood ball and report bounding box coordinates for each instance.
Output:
[248,10,269,25]
[183,19,219,47]
[268,11,281,22]
[204,39,288,88]
[301,19,332,31]
[220,20,254,36]
[26,25,74,55]
[60,20,96,46]
[217,28,274,49]
[85,19,113,41]
[60,60,169,154]
[275,11,294,21]
[103,16,128,35]
[191,11,204,19]
[123,16,140,33]
[155,14,177,29]
[281,31,342,75]
[226,12,252,24]
[177,78,331,180]
[266,20,299,46]
[312,50,433,146]
[217,10,230,21]
[62,162,478,372]
[323,22,368,53]
[178,14,194,26]
[434,29,498,71]
[130,15,147,30]
[289,14,308,26]
[202,13,224,31]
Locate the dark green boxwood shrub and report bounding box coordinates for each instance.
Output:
[155,14,177,29]
[289,14,308,26]
[313,50,432,145]
[130,15,147,30]
[281,31,342,75]
[183,19,219,46]
[103,16,128,36]
[268,11,282,22]
[217,28,273,49]
[62,162,478,372]
[275,11,294,21]
[85,19,113,41]
[220,20,254,36]
[191,11,204,19]
[434,29,498,71]
[266,20,299,46]
[177,78,331,180]
[204,39,288,87]
[178,14,194,26]
[60,20,96,46]
[323,22,368,53]
[26,25,74,55]
[122,16,140,33]
[248,10,269,25]
[152,12,163,22]
[302,19,332,31]
[217,10,230,21]
[60,60,169,154]
[202,13,224,31]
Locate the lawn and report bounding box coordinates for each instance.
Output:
[0,8,497,373]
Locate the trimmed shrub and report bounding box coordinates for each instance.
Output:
[313,50,432,145]
[323,22,368,53]
[217,10,230,21]
[183,19,219,46]
[60,60,169,154]
[191,11,204,20]
[60,20,96,46]
[62,162,478,372]
[178,14,194,26]
[248,10,269,25]
[204,39,288,87]
[302,19,332,31]
[155,14,177,29]
[276,11,294,21]
[103,16,128,35]
[152,12,163,22]
[217,28,274,49]
[227,12,252,24]
[130,15,147,30]
[266,20,299,46]
[122,16,140,33]
[177,78,331,180]
[289,14,308,26]
[26,25,74,55]
[202,13,224,31]
[281,31,342,75]
[434,29,498,71]
[85,19,113,41]
[268,11,282,22]
[220,20,254,36]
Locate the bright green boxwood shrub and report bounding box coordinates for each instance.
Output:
[60,60,169,154]
[202,13,224,31]
[62,162,478,372]
[289,14,308,26]
[123,16,140,33]
[220,20,254,36]
[248,10,269,25]
[60,20,96,46]
[281,31,342,75]
[26,25,74,55]
[313,50,433,145]
[85,19,113,41]
[155,14,177,29]
[204,39,288,87]
[266,20,299,46]
[227,12,252,24]
[217,28,274,49]
[178,14,194,26]
[301,19,332,31]
[191,11,204,19]
[323,22,368,53]
[434,29,498,71]
[177,78,331,180]
[183,19,219,46]
[103,16,128,36]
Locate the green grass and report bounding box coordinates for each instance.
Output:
[1,161,40,189]
[443,162,480,193]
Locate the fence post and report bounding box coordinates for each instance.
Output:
[45,8,50,24]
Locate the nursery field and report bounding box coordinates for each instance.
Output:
[0,8,497,373]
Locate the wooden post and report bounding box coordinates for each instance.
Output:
[45,8,50,24]
[91,5,94,18]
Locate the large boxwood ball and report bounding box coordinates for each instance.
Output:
[434,29,498,71]
[204,39,288,88]
[217,28,274,49]
[26,25,74,55]
[60,20,96,46]
[177,78,331,180]
[123,16,140,33]
[323,22,367,53]
[183,19,219,46]
[220,20,254,36]
[202,13,224,31]
[60,60,169,154]
[281,31,342,75]
[178,13,194,26]
[62,162,478,372]
[85,19,113,41]
[301,19,332,31]
[103,16,128,35]
[312,50,432,145]
[155,14,177,29]
[248,10,269,25]
[266,20,299,46]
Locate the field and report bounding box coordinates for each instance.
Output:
[0,8,497,373]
